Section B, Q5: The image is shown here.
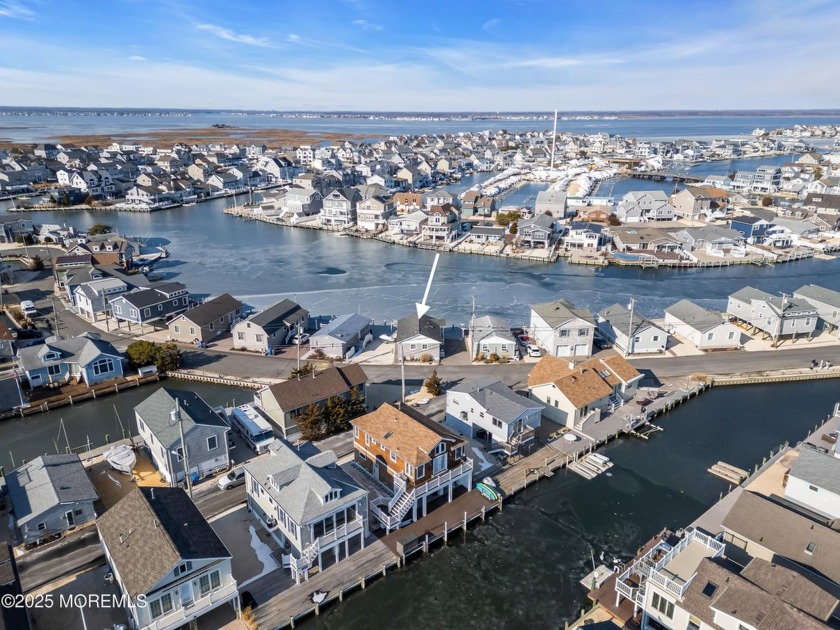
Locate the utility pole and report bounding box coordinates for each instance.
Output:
[400,344,406,404]
[51,297,60,337]
[626,298,635,357]
[176,399,193,499]
[296,323,302,370]
[550,109,558,172]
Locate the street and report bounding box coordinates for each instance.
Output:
[16,527,104,592]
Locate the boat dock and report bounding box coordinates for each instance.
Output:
[707,461,749,485]
[628,423,663,440]
[568,453,614,479]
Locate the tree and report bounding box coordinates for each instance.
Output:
[509,220,518,235]
[495,210,522,227]
[126,340,159,368]
[424,369,443,396]
[88,223,112,236]
[607,214,622,226]
[297,403,326,441]
[814,166,823,180]
[155,343,182,371]
[290,362,315,379]
[347,386,366,418]
[28,255,44,271]
[761,195,773,207]
[324,395,351,434]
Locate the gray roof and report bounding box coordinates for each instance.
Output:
[16,333,122,373]
[96,487,230,598]
[794,284,840,310]
[244,440,366,525]
[248,299,309,335]
[6,454,98,527]
[470,226,506,237]
[449,378,542,424]
[518,213,555,231]
[599,303,662,336]
[535,190,567,207]
[134,387,228,449]
[721,491,840,585]
[789,447,840,497]
[113,282,187,309]
[665,299,727,333]
[176,293,242,327]
[730,286,816,316]
[310,313,371,341]
[531,298,594,327]
[397,314,444,342]
[740,557,839,622]
[471,315,515,342]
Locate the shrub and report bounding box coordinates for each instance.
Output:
[488,352,500,363]
[498,355,509,364]
[419,353,433,363]
[424,370,443,396]
[291,362,316,378]
[88,223,111,235]
[126,340,181,372]
[475,352,485,362]
[761,195,773,207]
[28,255,44,271]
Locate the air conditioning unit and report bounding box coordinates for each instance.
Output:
[266,517,277,528]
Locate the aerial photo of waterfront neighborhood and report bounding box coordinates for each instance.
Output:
[2,2,840,630]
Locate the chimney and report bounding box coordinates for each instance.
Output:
[568,360,575,370]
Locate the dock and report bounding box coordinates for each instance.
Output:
[629,423,663,440]
[568,453,614,479]
[707,461,749,485]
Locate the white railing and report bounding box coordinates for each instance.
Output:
[370,501,402,530]
[391,488,416,522]
[144,581,238,630]
[647,568,686,598]
[315,514,364,548]
[615,578,637,601]
[412,458,473,498]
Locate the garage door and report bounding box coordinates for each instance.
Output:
[574,344,589,356]
[556,345,572,357]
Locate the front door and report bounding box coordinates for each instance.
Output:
[65,510,75,527]
[180,582,193,607]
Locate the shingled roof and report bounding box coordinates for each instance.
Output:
[248,299,309,335]
[96,487,230,598]
[262,364,367,412]
[527,353,641,408]
[134,388,227,448]
[175,293,242,328]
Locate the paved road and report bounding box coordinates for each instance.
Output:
[194,484,247,519]
[16,527,104,592]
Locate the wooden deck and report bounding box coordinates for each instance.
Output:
[252,539,398,630]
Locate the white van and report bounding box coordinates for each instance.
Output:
[20,300,37,317]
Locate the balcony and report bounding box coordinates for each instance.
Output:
[143,580,239,630]
[411,458,473,498]
[289,514,365,576]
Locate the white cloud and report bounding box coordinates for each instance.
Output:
[286,33,301,43]
[129,55,146,62]
[506,56,625,69]
[352,19,382,31]
[0,1,35,20]
[482,18,501,34]
[195,23,272,48]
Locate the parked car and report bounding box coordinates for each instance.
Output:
[510,327,524,337]
[293,333,310,345]
[217,466,245,490]
[517,334,530,344]
[20,300,37,317]
[526,344,541,358]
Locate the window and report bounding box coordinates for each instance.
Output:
[651,592,674,619]
[728,331,735,340]
[389,451,397,462]
[174,325,181,334]
[405,462,414,477]
[805,317,811,326]
[492,418,503,428]
[210,570,221,590]
[365,433,370,446]
[37,522,46,531]
[687,617,701,630]
[183,297,188,305]
[143,308,151,317]
[237,332,245,341]
[579,328,589,336]
[189,327,196,336]
[48,364,62,376]
[707,332,714,340]
[354,426,360,439]
[92,358,114,375]
[652,335,660,342]
[501,344,508,352]
[805,542,817,554]
[634,336,641,343]
[547,397,552,406]
[701,581,718,598]
[199,573,211,596]
[416,464,425,478]
[150,593,173,620]
[809,484,819,492]
[174,447,183,462]
[207,435,218,451]
[256,334,264,343]
[175,561,192,576]
[158,304,163,311]
[559,329,569,337]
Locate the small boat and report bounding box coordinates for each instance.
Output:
[476,482,500,501]
[105,444,136,475]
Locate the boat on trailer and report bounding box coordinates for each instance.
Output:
[105,444,136,474]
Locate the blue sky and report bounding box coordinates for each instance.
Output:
[0,0,839,110]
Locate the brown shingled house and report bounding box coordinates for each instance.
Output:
[527,352,642,430]
[351,402,473,532]
[254,364,368,438]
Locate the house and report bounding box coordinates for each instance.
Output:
[529,298,595,358]
[72,277,128,322]
[674,226,746,254]
[6,454,98,545]
[356,196,394,232]
[352,403,473,532]
[466,225,506,243]
[785,447,840,519]
[16,332,124,388]
[245,440,369,584]
[445,378,542,455]
[469,315,517,359]
[0,218,35,244]
[516,213,556,249]
[613,528,836,630]
[108,282,190,328]
[393,192,423,213]
[727,287,818,341]
[68,235,134,267]
[596,303,669,355]
[396,313,445,361]
[422,189,454,209]
[421,203,461,242]
[527,353,642,429]
[534,190,568,217]
[167,294,243,344]
[610,226,682,253]
[282,186,323,220]
[616,190,675,222]
[97,487,238,630]
[793,284,840,337]
[671,186,730,221]
[803,193,840,214]
[729,215,773,242]
[564,221,606,250]
[309,313,373,359]
[254,364,367,438]
[387,209,428,235]
[231,299,309,353]
[134,388,230,484]
[721,490,840,587]
[321,188,361,229]
[664,299,742,350]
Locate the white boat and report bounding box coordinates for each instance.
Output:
[105,444,136,474]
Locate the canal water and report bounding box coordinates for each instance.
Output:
[0,381,250,473]
[307,380,840,630]
[4,194,840,329]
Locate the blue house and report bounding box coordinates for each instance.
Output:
[108,281,190,329]
[16,332,124,388]
[729,216,771,242]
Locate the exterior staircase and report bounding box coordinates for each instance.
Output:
[608,393,625,413]
[389,488,416,523]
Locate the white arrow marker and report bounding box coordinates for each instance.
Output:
[416,253,440,319]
